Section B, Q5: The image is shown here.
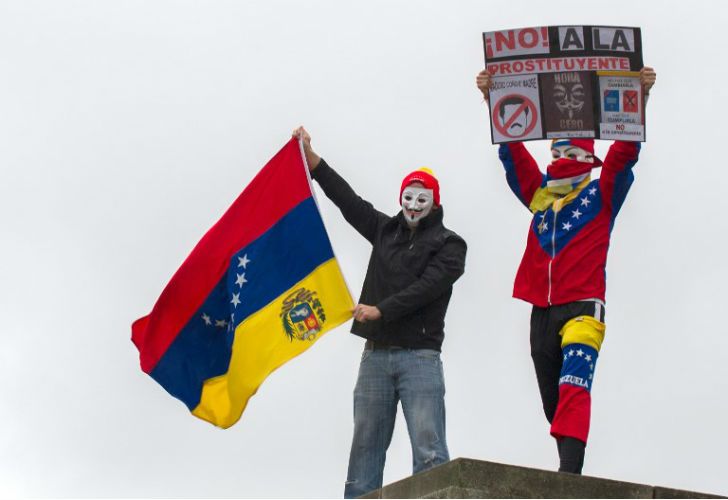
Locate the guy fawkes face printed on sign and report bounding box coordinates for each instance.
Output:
[553,73,585,119]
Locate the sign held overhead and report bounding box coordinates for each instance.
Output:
[483,25,646,144]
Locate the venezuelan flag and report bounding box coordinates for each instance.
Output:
[132,138,353,428]
[551,315,605,443]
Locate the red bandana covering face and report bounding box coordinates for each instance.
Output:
[547,139,601,194]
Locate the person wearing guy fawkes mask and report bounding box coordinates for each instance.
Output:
[292,127,466,499]
[475,67,656,474]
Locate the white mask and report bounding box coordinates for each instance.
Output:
[551,145,594,163]
[401,186,434,227]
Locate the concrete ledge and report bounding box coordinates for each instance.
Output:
[360,458,724,499]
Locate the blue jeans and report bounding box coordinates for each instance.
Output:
[344,347,449,498]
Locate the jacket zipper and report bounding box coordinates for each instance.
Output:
[408,227,424,334]
[548,209,557,305]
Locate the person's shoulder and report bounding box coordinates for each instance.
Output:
[436,225,467,249]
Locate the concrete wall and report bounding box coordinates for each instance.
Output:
[360,458,724,499]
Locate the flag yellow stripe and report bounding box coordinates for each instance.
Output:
[560,316,605,352]
[192,258,353,428]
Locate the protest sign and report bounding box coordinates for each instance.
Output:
[483,26,645,143]
[490,74,543,143]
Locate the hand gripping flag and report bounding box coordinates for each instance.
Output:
[132,138,353,428]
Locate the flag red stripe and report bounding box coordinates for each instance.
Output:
[550,384,591,443]
[132,139,311,372]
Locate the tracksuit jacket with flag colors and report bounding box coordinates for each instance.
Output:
[499,140,640,307]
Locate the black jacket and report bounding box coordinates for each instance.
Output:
[311,160,467,351]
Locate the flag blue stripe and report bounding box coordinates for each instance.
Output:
[150,196,335,410]
[560,343,598,393]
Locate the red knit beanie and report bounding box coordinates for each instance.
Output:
[551,138,603,166]
[399,168,440,206]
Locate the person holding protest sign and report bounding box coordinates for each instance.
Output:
[475,67,656,474]
[292,126,467,498]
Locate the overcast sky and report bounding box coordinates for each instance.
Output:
[2,0,727,498]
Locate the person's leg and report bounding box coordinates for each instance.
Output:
[397,349,449,475]
[551,302,606,474]
[557,436,586,473]
[530,306,564,423]
[344,349,397,499]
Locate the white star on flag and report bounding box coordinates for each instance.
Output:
[585,354,592,362]
[201,313,212,325]
[568,349,575,357]
[235,272,248,287]
[562,221,572,231]
[237,254,251,269]
[571,208,582,219]
[231,292,241,308]
[580,197,591,207]
[576,349,584,357]
[589,187,597,196]
[590,363,595,371]
[215,319,228,328]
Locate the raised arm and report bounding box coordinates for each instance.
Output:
[599,140,640,218]
[498,142,546,210]
[476,70,544,209]
[641,66,656,106]
[292,127,388,243]
[597,66,655,214]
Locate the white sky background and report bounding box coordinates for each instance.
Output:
[2,0,727,497]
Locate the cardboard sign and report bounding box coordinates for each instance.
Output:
[483,25,645,143]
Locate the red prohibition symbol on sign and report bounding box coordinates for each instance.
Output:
[493,94,538,138]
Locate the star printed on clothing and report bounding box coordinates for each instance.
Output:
[588,187,598,196]
[235,272,248,288]
[564,354,568,361]
[589,373,593,380]
[585,354,592,362]
[562,221,572,231]
[571,208,582,219]
[201,313,212,326]
[215,319,228,328]
[231,292,241,308]
[576,349,584,357]
[580,196,591,207]
[568,349,575,357]
[590,363,595,371]
[237,254,251,269]
[538,220,549,233]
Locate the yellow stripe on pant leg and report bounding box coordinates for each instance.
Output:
[560,316,606,351]
[192,258,354,428]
